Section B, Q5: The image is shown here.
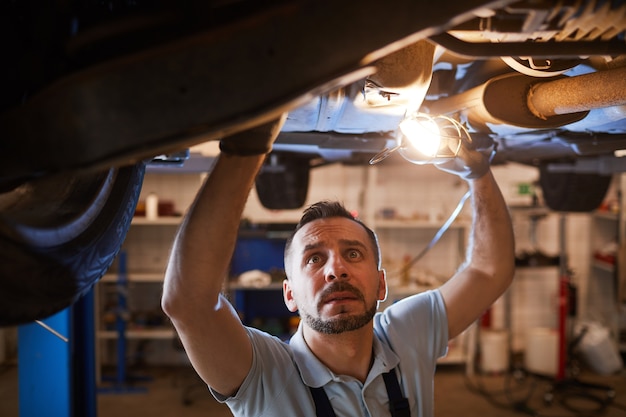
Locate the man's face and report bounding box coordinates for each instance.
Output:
[283,217,387,334]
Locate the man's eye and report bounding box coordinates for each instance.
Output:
[307,255,321,264]
[348,250,361,259]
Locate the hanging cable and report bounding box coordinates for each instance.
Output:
[390,189,471,279]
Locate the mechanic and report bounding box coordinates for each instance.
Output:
[161,114,515,417]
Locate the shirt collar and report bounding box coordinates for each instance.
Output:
[289,317,400,388]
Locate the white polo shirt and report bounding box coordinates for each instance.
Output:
[211,289,449,417]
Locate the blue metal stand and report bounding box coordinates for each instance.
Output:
[19,310,71,417]
[98,251,148,394]
[18,288,97,417]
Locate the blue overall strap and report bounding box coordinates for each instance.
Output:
[309,386,337,417]
[309,368,410,417]
[382,368,410,417]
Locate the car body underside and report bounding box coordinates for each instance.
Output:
[0,0,625,324]
[1,0,624,183]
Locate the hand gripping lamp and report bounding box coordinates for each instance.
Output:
[370,112,495,180]
[370,112,472,165]
[370,112,495,276]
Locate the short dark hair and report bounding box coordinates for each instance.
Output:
[284,201,381,273]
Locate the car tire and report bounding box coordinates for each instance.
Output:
[255,154,310,210]
[0,163,145,326]
[539,163,612,212]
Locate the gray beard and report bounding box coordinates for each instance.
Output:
[302,302,378,334]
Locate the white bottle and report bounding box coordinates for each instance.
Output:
[146,192,159,220]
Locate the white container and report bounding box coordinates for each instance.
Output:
[480,330,509,373]
[524,327,558,376]
[576,322,623,375]
[146,192,159,220]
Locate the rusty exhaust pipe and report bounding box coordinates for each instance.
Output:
[527,66,626,119]
[424,65,626,130]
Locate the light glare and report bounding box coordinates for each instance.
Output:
[399,117,441,157]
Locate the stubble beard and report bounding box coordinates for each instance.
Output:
[303,303,378,334]
[301,282,379,334]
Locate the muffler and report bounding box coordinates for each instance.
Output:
[423,66,626,131]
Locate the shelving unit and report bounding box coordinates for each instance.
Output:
[94,234,179,384]
[97,269,176,342]
[587,208,621,348]
[592,260,616,274]
[374,219,470,280]
[94,170,204,383]
[224,223,297,340]
[583,173,626,359]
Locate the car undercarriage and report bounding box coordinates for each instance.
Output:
[0,0,624,324]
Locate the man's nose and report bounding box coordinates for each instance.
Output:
[325,255,348,281]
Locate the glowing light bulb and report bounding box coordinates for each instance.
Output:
[369,113,474,166]
[399,117,441,158]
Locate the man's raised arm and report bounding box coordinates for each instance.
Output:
[161,116,285,396]
[434,142,516,340]
[440,171,515,339]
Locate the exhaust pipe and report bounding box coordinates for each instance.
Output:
[424,66,626,131]
[527,66,626,119]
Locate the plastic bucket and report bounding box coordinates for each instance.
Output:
[524,327,558,376]
[480,330,509,373]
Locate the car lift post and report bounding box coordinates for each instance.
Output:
[18,289,97,417]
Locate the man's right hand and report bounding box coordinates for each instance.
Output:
[219,114,287,156]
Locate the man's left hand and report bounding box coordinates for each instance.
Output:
[434,138,494,180]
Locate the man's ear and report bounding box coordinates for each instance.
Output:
[378,269,388,302]
[283,278,298,312]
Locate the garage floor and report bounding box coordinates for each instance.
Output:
[1,363,626,416]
